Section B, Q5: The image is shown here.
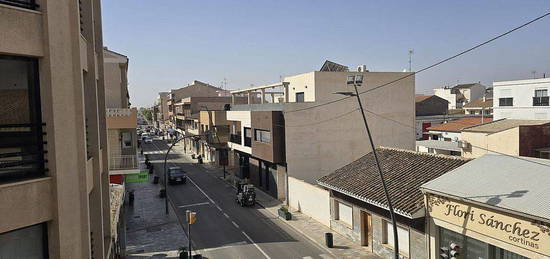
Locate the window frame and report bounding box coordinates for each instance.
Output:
[383,220,410,257]
[334,200,353,227]
[254,129,271,143]
[499,97,513,107]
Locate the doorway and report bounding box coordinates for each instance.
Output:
[360,211,372,250]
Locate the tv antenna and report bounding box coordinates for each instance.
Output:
[408,49,414,72]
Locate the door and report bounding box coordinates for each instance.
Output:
[360,211,372,250]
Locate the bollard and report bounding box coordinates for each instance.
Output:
[325,232,333,248]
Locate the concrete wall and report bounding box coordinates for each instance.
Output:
[461,127,520,158]
[285,72,316,102]
[0,6,43,56]
[434,88,456,109]
[493,78,550,120]
[284,71,415,184]
[103,62,123,108]
[519,124,550,157]
[288,177,331,226]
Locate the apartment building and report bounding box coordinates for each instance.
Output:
[226,61,415,224]
[103,48,139,182]
[460,119,550,158]
[0,0,113,258]
[197,110,230,165]
[463,96,493,115]
[434,83,486,110]
[153,92,169,129]
[493,78,550,120]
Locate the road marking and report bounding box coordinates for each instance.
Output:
[223,213,230,219]
[232,221,240,228]
[242,231,271,259]
[177,202,210,208]
[319,254,333,259]
[302,257,314,259]
[215,204,223,211]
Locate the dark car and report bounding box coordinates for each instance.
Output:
[168,167,187,184]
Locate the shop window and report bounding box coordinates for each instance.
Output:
[383,221,410,257]
[334,201,353,226]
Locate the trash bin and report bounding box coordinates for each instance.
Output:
[325,232,333,248]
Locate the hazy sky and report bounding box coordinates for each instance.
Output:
[102,0,550,108]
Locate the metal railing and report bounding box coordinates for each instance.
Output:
[0,123,47,182]
[230,134,242,145]
[109,154,138,170]
[106,108,132,117]
[0,0,38,10]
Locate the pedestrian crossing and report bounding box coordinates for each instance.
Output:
[143,150,165,155]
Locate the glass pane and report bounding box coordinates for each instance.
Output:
[0,57,32,125]
[0,224,46,259]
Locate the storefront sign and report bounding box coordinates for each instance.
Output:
[427,195,550,257]
[125,171,149,183]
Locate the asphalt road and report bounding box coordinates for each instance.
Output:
[142,138,333,259]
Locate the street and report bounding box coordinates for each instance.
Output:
[142,137,333,259]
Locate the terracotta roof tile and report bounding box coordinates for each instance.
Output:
[427,117,492,132]
[317,147,471,217]
[415,95,433,103]
[463,98,493,108]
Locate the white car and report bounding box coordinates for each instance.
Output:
[144,136,153,144]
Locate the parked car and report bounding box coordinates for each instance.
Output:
[168,167,187,184]
[143,136,153,144]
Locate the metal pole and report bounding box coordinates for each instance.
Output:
[353,83,399,259]
[188,221,192,258]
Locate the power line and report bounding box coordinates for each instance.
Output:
[284,11,550,114]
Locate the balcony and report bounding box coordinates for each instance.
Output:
[533,96,549,106]
[230,134,242,145]
[0,123,47,183]
[0,0,39,10]
[106,108,137,129]
[109,155,139,173]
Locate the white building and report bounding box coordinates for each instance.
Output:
[493,78,550,120]
[434,83,486,110]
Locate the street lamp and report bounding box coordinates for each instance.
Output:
[335,74,400,259]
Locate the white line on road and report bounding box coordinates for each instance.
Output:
[223,213,230,219]
[242,231,271,259]
[178,202,210,208]
[319,254,333,259]
[302,257,314,259]
[232,221,240,228]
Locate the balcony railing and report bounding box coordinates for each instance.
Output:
[106,108,132,117]
[109,155,138,171]
[533,96,549,106]
[230,134,242,145]
[0,0,39,10]
[0,123,47,183]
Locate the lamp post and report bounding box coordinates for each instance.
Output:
[335,74,399,259]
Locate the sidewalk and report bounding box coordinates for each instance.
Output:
[185,150,381,259]
[124,171,188,258]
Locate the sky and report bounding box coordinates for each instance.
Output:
[101,0,550,108]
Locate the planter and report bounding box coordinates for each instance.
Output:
[278,208,292,220]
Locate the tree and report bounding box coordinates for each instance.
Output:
[140,107,153,123]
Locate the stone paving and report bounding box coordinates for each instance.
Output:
[186,150,382,259]
[124,171,188,259]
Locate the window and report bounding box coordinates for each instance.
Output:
[244,127,252,147]
[122,132,132,148]
[0,224,47,258]
[533,89,549,106]
[499,97,513,107]
[295,92,305,103]
[383,221,410,256]
[254,129,271,143]
[335,201,353,226]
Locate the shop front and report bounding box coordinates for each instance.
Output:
[421,154,550,259]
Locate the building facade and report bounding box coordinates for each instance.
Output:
[434,83,486,110]
[0,0,113,258]
[493,78,550,120]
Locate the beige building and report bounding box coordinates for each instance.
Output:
[460,119,550,158]
[227,61,415,225]
[0,0,114,258]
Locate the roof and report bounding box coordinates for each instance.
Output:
[317,147,471,218]
[427,117,493,132]
[416,140,461,152]
[463,97,493,109]
[415,95,437,103]
[462,119,550,133]
[421,154,550,221]
[320,60,349,72]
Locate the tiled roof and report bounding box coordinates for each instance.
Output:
[462,119,550,133]
[463,97,493,108]
[427,117,492,132]
[415,95,433,103]
[452,83,477,89]
[317,147,471,218]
